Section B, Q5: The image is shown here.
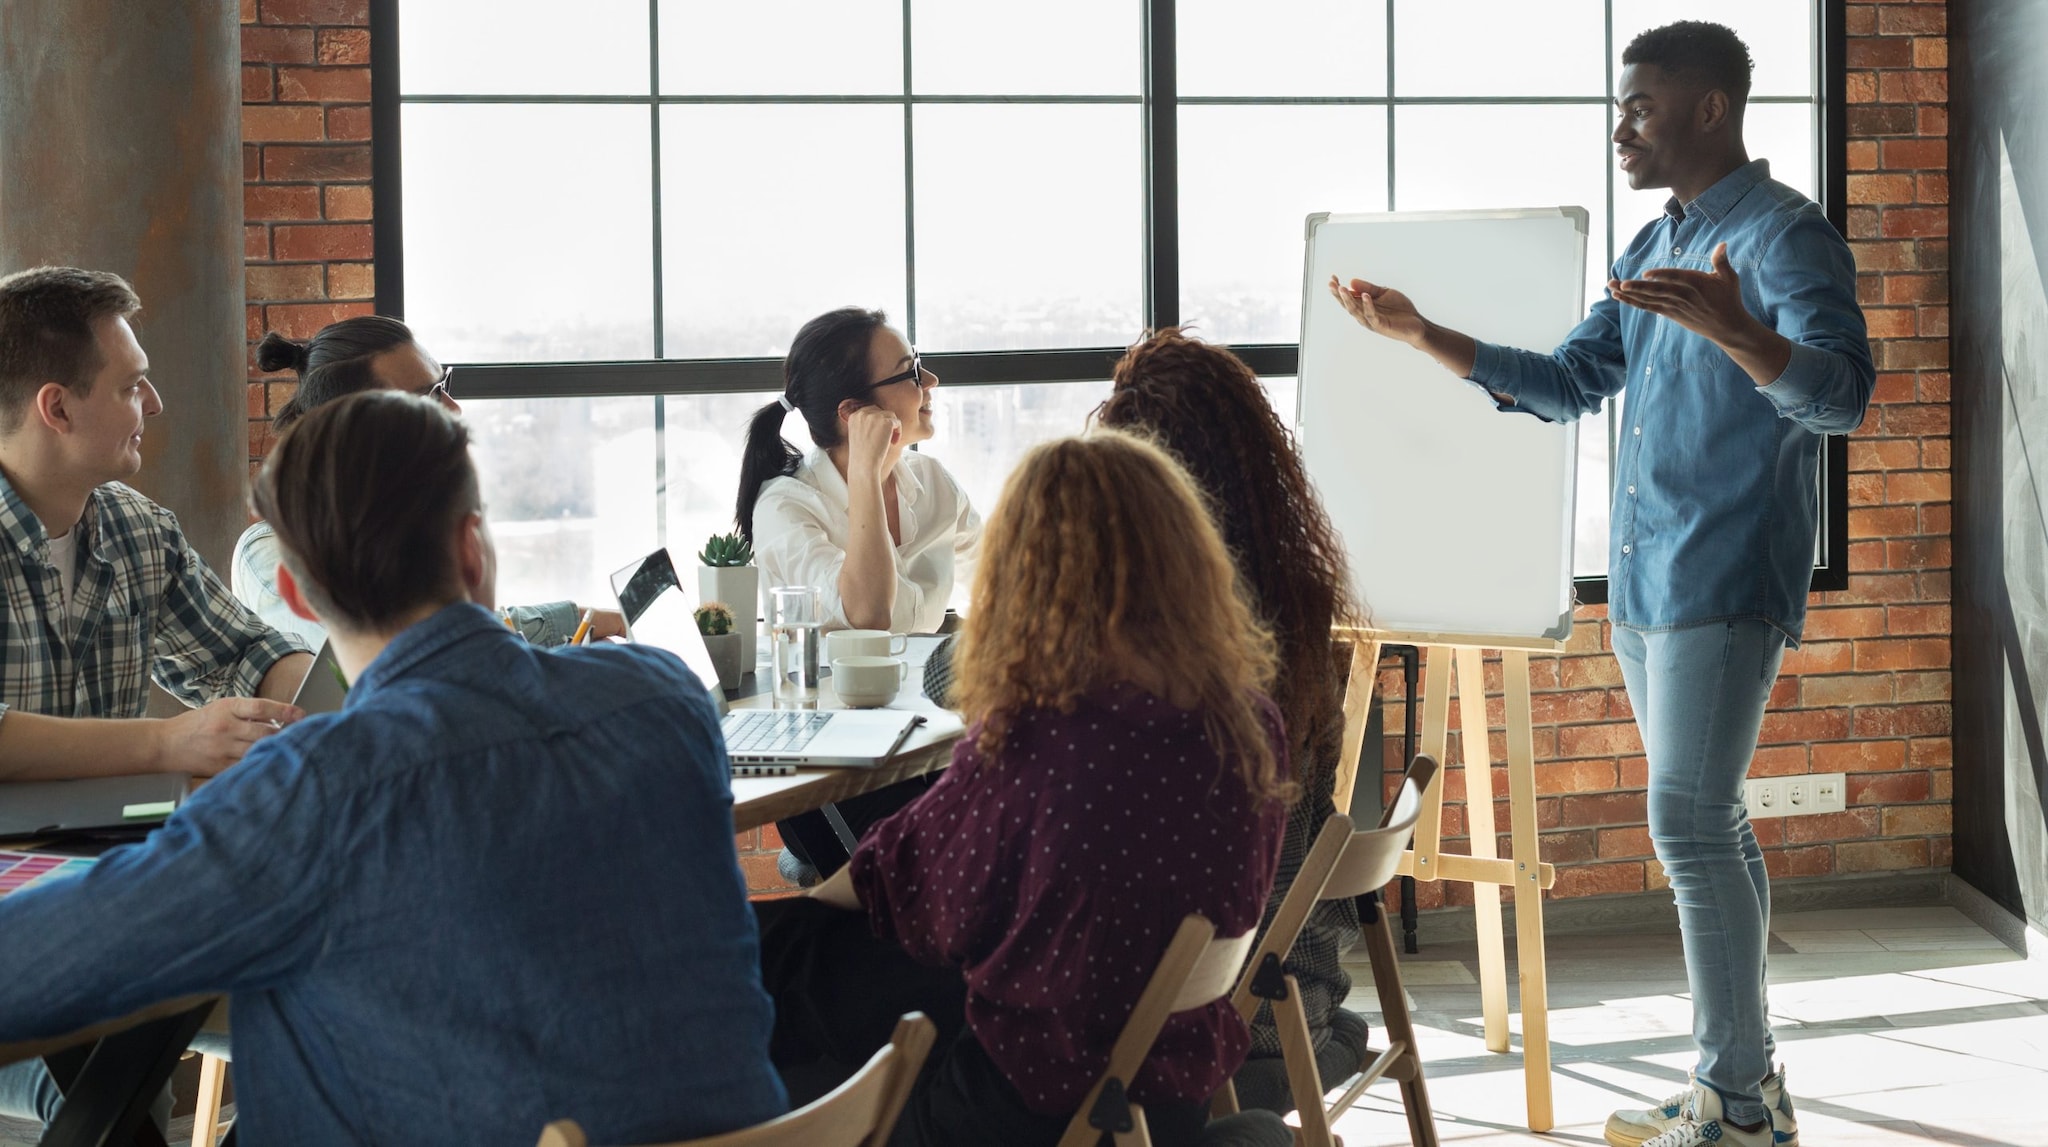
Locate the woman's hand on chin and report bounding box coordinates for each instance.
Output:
[844,406,903,479]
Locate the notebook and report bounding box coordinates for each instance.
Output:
[0,774,191,841]
[609,550,923,772]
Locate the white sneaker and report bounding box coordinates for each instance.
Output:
[1605,1068,1798,1147]
[1640,1084,1773,1147]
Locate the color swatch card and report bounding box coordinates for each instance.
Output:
[0,850,95,900]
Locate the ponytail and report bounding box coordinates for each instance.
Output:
[732,306,891,541]
[260,315,418,432]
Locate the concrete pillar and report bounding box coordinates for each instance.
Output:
[1,1,247,572]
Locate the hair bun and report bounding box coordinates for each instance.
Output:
[255,331,311,375]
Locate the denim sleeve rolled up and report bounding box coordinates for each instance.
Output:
[1467,160,1875,643]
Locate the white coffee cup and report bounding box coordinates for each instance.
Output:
[827,628,909,661]
[832,655,908,708]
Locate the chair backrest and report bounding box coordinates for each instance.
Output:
[536,1013,937,1147]
[1056,915,1257,1147]
[1226,754,1439,1024]
[1321,754,1438,901]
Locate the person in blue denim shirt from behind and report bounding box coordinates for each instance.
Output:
[0,391,786,1146]
[1330,22,1871,1147]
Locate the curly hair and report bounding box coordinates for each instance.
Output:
[1095,329,1360,779]
[951,430,1295,805]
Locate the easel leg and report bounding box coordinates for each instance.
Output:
[1501,650,1554,1131]
[1454,648,1510,1055]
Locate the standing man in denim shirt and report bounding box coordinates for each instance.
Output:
[0,392,787,1145]
[1331,22,1871,1147]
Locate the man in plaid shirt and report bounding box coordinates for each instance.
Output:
[0,267,311,784]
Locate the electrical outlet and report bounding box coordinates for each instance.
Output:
[1746,772,1846,819]
[1746,778,1785,818]
[1810,772,1846,814]
[1786,780,1809,810]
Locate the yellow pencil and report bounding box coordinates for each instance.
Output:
[570,609,594,647]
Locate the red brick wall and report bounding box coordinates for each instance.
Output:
[1384,0,1952,912]
[241,2,1951,903]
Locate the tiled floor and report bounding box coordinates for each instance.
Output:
[1327,905,2048,1146]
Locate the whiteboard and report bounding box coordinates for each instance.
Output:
[1297,208,1587,643]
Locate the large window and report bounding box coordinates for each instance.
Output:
[373,0,1847,611]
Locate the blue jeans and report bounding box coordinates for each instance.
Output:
[1613,620,1785,1127]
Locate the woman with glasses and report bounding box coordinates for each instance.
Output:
[735,307,980,636]
[233,316,622,649]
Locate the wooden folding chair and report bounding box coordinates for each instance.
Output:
[1056,915,1261,1147]
[1213,756,1440,1147]
[536,1012,936,1147]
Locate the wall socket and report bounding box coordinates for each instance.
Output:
[1744,772,1846,819]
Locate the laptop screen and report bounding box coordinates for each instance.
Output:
[609,549,725,705]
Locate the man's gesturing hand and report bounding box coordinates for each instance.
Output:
[156,697,303,776]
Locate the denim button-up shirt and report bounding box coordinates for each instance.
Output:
[0,603,786,1146]
[1470,160,1874,642]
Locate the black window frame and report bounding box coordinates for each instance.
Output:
[367,0,1852,600]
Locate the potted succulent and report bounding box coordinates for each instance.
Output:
[698,530,760,672]
[693,601,744,691]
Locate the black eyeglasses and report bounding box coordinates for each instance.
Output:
[412,365,453,403]
[868,351,928,392]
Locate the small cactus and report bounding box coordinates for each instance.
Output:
[698,530,754,567]
[694,601,736,636]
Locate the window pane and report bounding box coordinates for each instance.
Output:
[1178,0,1388,97]
[403,106,654,363]
[910,0,1137,95]
[467,396,661,611]
[1393,0,1605,97]
[1610,103,1816,262]
[1611,0,1814,98]
[1179,107,1388,345]
[664,391,783,579]
[927,382,1116,535]
[659,0,902,95]
[661,106,907,358]
[1394,104,1613,310]
[912,106,1143,351]
[400,0,648,96]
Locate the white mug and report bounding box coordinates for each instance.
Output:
[827,628,909,661]
[832,655,909,708]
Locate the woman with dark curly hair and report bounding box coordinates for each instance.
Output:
[1094,328,1370,1113]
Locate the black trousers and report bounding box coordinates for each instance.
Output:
[752,898,1206,1147]
[775,776,931,878]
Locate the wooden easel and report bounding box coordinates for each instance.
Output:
[1334,628,1562,1133]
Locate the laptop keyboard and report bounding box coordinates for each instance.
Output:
[726,710,831,754]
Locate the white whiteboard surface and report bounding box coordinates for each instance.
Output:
[1298,208,1586,643]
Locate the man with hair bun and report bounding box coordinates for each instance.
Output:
[1330,21,1871,1147]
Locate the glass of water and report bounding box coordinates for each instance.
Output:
[769,585,822,709]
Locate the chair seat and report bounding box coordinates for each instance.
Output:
[1230,1007,1371,1116]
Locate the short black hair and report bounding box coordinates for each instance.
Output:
[258,315,418,432]
[1622,21,1755,112]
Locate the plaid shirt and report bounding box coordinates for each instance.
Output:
[1,472,306,720]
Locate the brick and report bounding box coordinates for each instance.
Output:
[1912,36,1948,68]
[1837,838,1929,873]
[242,0,257,23]
[1856,274,1884,306]
[1819,572,1916,605]
[1844,4,1875,36]
[326,105,372,141]
[245,263,325,302]
[273,223,374,262]
[1924,504,1951,536]
[1847,174,1916,205]
[261,301,373,338]
[246,381,267,419]
[1814,739,1908,773]
[1849,239,1915,272]
[1880,139,1948,172]
[1764,846,1834,879]
[244,184,321,221]
[266,382,295,414]
[1551,861,1644,899]
[1852,638,1949,672]
[1848,105,1915,138]
[1619,756,1647,788]
[1910,737,1953,768]
[1887,604,1952,634]
[242,64,274,103]
[260,0,369,25]
[317,27,369,64]
[322,184,373,221]
[277,66,370,103]
[1844,37,1911,69]
[263,144,371,181]
[1882,273,1947,304]
[1597,826,1653,860]
[1916,173,1950,205]
[1533,758,1617,795]
[1919,305,1950,339]
[1848,437,1918,471]
[241,103,324,141]
[1917,570,1953,602]
[1849,771,1931,805]
[1878,70,1947,105]
[1752,818,1785,848]
[1802,674,1893,707]
[1556,722,1642,760]
[242,25,315,63]
[1880,207,1948,240]
[1877,340,1948,372]
[1532,830,1597,866]
[1531,690,1609,726]
[1560,656,1622,689]
[1931,836,1953,868]
[1558,791,1646,829]
[1785,642,1854,677]
[1864,308,1917,341]
[1803,606,1887,640]
[1846,141,1878,173]
[1851,703,1952,738]
[1931,772,1952,801]
[1886,471,1951,504]
[1750,745,1811,778]
[327,262,375,300]
[1895,671,1951,702]
[1848,506,1917,539]
[1918,106,1949,137]
[739,852,796,894]
[1608,688,1634,720]
[1758,707,1851,744]
[1886,537,1951,570]
[1845,70,1878,104]
[1920,239,1951,271]
[244,224,270,260]
[1768,677,1798,710]
[1783,807,1880,844]
[1878,6,1944,34]
[1849,540,1886,569]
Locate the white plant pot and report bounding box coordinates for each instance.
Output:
[698,564,760,674]
[698,632,745,692]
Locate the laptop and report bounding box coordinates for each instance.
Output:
[293,639,349,715]
[608,549,923,771]
[0,773,191,841]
